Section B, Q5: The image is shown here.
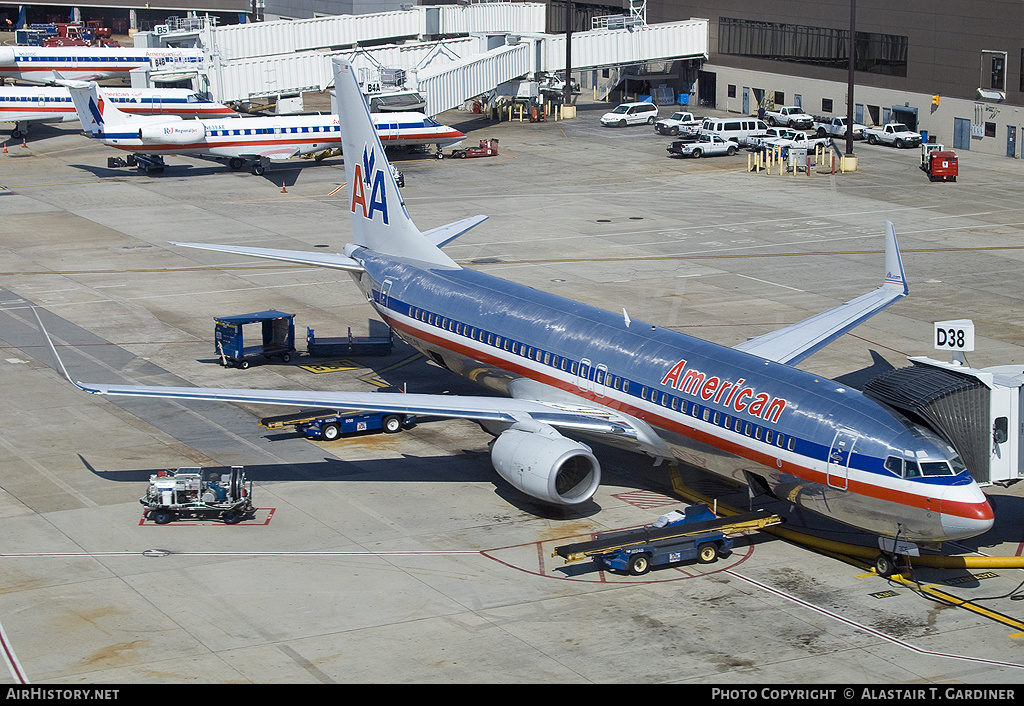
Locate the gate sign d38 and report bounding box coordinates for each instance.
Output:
[934,319,975,351]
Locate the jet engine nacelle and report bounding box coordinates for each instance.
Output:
[0,47,16,65]
[138,121,205,144]
[490,422,600,505]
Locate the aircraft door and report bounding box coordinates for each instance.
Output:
[380,279,393,310]
[577,358,592,392]
[594,363,608,398]
[826,429,858,491]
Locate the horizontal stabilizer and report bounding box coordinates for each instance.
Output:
[170,241,364,272]
[734,221,907,365]
[422,215,488,248]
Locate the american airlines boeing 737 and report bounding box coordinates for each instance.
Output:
[63,80,465,174]
[57,59,994,571]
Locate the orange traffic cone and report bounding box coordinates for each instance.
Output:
[2,143,7,153]
[281,183,287,193]
[21,137,27,149]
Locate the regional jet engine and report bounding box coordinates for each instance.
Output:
[0,47,16,66]
[138,121,206,144]
[490,421,601,505]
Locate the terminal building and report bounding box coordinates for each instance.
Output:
[2,0,1023,156]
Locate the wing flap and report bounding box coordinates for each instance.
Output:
[733,222,907,365]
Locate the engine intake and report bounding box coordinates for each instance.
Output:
[138,121,205,144]
[491,422,600,505]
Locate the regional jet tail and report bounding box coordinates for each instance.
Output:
[59,58,993,557]
[61,79,465,175]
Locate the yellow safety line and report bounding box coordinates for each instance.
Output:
[668,468,1024,634]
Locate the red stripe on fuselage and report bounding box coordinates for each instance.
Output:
[382,310,991,523]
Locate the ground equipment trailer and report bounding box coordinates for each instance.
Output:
[214,310,296,368]
[141,466,254,524]
[920,143,958,182]
[554,505,783,575]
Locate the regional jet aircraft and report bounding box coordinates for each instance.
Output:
[57,59,994,569]
[63,80,466,174]
[1,85,235,138]
[0,45,204,82]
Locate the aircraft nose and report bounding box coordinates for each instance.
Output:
[940,484,994,540]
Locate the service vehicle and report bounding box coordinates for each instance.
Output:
[654,110,701,136]
[920,143,958,182]
[553,505,783,576]
[259,386,415,440]
[140,466,254,525]
[812,116,866,140]
[261,408,415,440]
[449,138,499,158]
[600,101,658,127]
[764,105,814,129]
[864,123,922,148]
[667,133,738,158]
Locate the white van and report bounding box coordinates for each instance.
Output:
[600,102,659,127]
[699,117,769,144]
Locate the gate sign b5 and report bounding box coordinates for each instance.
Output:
[934,319,975,351]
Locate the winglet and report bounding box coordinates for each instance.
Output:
[883,220,908,296]
[33,307,87,392]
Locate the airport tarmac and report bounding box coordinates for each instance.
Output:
[2,94,1024,685]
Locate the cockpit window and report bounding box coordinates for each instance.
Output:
[884,455,923,478]
[921,461,956,476]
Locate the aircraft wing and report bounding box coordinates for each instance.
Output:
[72,381,639,437]
[732,222,908,365]
[170,241,364,272]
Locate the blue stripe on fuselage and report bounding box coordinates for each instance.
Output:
[352,252,965,488]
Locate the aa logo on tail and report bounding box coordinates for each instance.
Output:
[350,145,389,225]
[88,96,105,126]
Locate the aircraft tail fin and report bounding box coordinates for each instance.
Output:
[331,58,459,268]
[57,78,128,136]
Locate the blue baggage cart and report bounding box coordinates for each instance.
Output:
[215,310,296,369]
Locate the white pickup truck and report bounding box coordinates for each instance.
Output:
[667,134,739,158]
[744,126,797,149]
[812,116,866,140]
[654,111,703,136]
[763,106,814,130]
[864,123,922,148]
[763,131,831,151]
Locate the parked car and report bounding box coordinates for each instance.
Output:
[600,101,659,127]
[864,123,923,148]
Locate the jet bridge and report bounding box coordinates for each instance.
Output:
[864,357,1024,485]
[145,8,708,116]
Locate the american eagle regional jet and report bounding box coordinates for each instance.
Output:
[61,58,994,564]
[62,79,465,174]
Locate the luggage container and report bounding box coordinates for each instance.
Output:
[215,310,296,368]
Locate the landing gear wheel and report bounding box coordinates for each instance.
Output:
[382,415,402,433]
[697,543,719,564]
[627,553,651,576]
[321,423,341,441]
[11,128,22,139]
[875,553,896,578]
[238,359,250,370]
[252,164,266,176]
[281,352,292,363]
[229,157,245,170]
